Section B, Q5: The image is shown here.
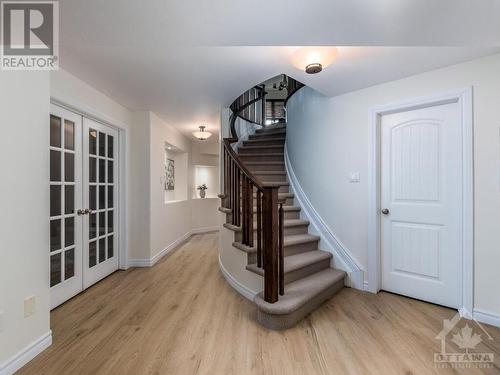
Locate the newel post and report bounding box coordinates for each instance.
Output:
[262,186,279,303]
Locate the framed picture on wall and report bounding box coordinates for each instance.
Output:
[165,158,175,190]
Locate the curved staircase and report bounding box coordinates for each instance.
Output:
[220,123,346,330]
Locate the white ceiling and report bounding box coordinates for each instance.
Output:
[58,0,500,138]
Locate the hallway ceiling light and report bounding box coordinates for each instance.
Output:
[193,125,212,140]
[290,47,338,74]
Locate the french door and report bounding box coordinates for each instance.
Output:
[49,104,119,309]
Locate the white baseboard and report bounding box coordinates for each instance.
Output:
[127,259,153,267]
[0,331,52,375]
[128,227,220,268]
[218,254,257,301]
[129,231,191,267]
[191,226,219,235]
[284,145,365,290]
[150,231,191,266]
[473,308,500,328]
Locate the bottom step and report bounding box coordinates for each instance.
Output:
[254,268,346,330]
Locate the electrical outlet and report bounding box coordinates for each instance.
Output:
[24,296,36,318]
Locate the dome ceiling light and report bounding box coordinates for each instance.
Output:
[193,125,212,141]
[290,47,338,74]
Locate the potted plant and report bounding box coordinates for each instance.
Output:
[197,184,208,198]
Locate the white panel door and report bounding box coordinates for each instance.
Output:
[381,102,461,308]
[82,118,119,289]
[49,104,83,309]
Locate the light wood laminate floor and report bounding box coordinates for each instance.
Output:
[19,233,500,374]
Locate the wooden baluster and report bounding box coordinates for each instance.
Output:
[279,203,284,296]
[232,162,237,225]
[256,190,262,268]
[228,157,232,211]
[235,169,240,227]
[247,181,254,247]
[243,177,249,245]
[224,149,228,208]
[229,160,233,222]
[241,176,248,245]
[261,92,266,125]
[262,187,279,303]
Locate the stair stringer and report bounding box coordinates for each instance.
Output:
[284,143,365,290]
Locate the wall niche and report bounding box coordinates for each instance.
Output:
[164,142,188,203]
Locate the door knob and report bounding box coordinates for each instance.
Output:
[381,208,390,215]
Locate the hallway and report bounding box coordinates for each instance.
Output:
[19,233,500,374]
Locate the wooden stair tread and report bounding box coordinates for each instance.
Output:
[255,124,286,132]
[252,128,286,134]
[244,161,284,165]
[239,152,284,156]
[244,137,285,144]
[246,250,331,276]
[231,233,320,254]
[251,170,287,175]
[254,268,346,315]
[260,181,289,186]
[223,218,309,232]
[239,145,284,150]
[219,205,300,213]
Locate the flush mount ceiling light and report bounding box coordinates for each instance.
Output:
[193,125,212,141]
[290,47,338,74]
[305,63,323,74]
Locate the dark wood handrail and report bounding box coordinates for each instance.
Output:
[230,91,266,139]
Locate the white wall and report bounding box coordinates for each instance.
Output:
[129,111,151,260]
[149,113,193,258]
[286,53,500,318]
[0,71,51,368]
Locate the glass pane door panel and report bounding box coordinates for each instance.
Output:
[65,249,75,279]
[89,241,97,267]
[50,116,61,147]
[50,150,61,181]
[83,118,119,287]
[50,219,61,252]
[89,130,97,155]
[64,120,75,150]
[49,104,83,310]
[50,253,61,287]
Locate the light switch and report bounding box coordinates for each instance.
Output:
[349,172,360,183]
[24,296,36,318]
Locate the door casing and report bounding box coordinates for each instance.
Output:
[367,88,473,317]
